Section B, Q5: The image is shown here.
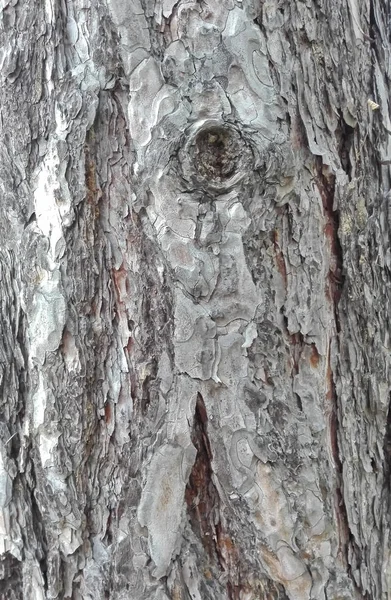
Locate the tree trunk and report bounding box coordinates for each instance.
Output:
[0,0,390,598]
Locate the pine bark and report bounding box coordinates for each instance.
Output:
[0,0,390,598]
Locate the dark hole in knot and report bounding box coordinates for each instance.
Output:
[194,126,240,182]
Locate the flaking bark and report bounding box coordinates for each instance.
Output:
[0,0,390,598]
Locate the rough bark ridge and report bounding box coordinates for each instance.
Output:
[0,0,390,598]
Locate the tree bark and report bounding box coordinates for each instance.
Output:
[0,0,390,598]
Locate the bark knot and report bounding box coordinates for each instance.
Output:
[194,126,239,182]
[180,121,253,192]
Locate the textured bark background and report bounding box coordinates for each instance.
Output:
[0,0,390,598]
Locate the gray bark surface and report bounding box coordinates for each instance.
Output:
[0,0,390,598]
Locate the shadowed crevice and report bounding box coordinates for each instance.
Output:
[185,393,219,561]
[185,394,242,599]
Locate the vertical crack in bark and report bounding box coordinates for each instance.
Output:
[317,158,369,598]
[185,393,241,600]
[337,117,355,181]
[327,348,370,600]
[316,159,348,550]
[325,343,350,556]
[316,158,344,324]
[288,331,305,412]
[185,393,219,561]
[272,224,288,292]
